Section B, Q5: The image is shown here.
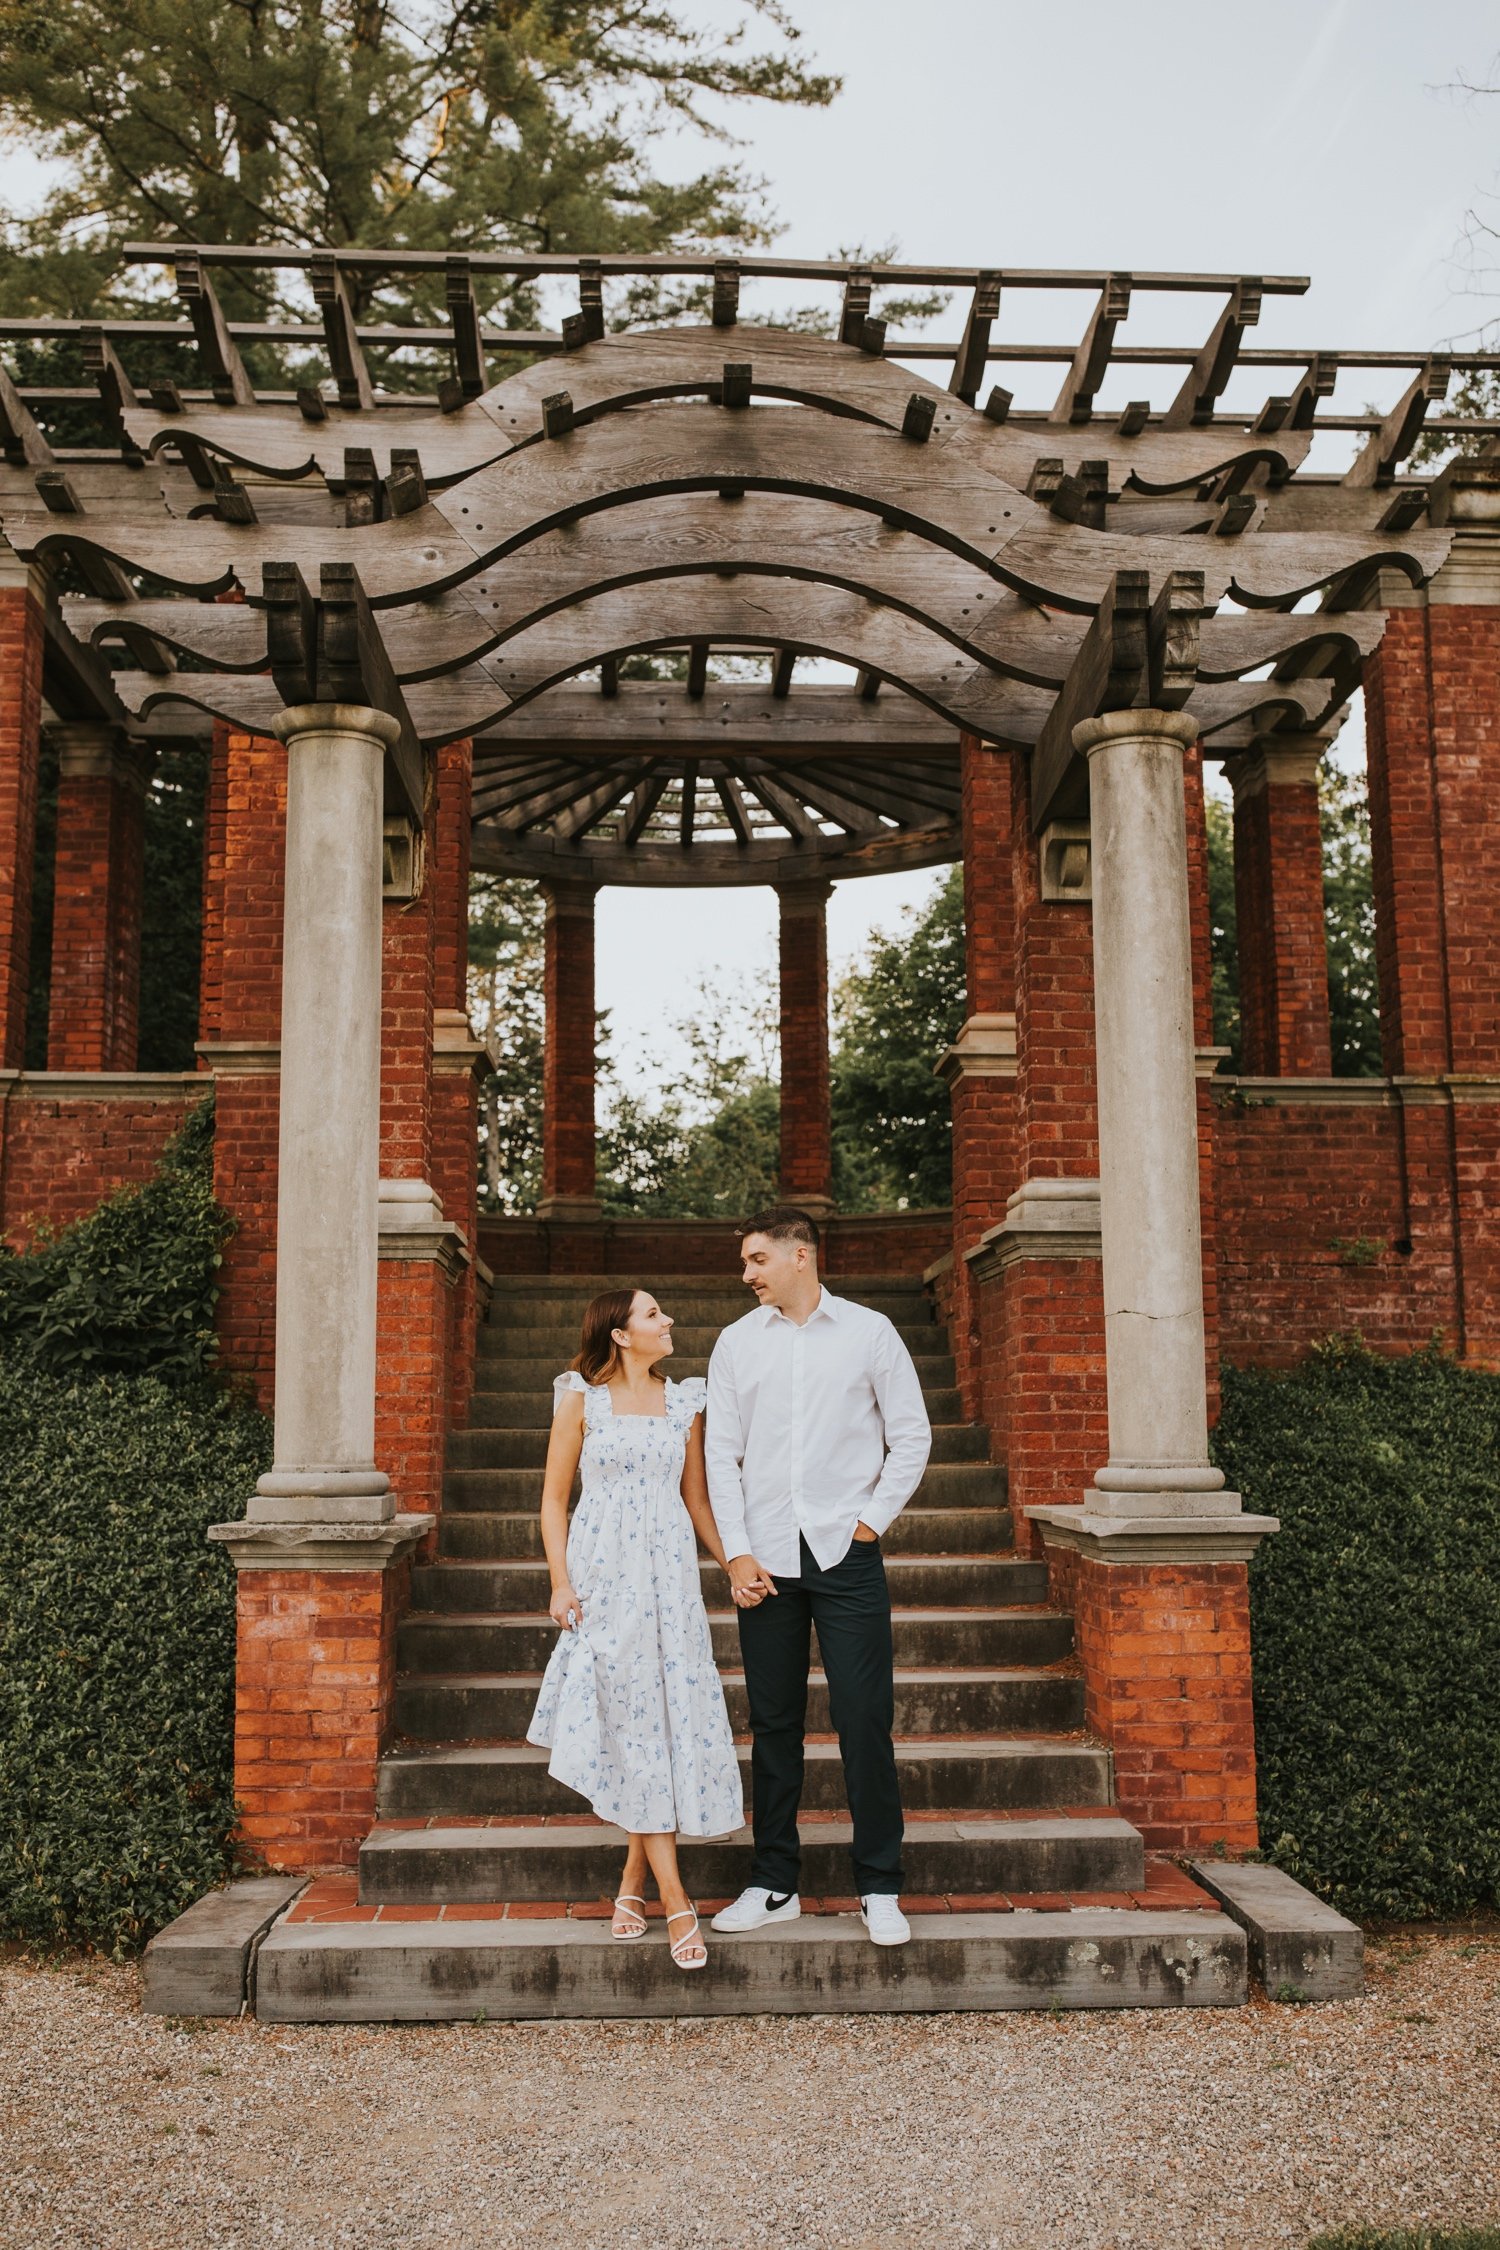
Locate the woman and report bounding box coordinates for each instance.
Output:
[527,1285,751,1971]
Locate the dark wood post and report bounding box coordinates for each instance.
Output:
[776,878,834,1216]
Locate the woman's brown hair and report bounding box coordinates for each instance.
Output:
[572,1287,647,1386]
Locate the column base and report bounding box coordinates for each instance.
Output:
[210,1513,433,1570]
[780,1193,837,1222]
[535,1194,604,1221]
[1027,1502,1278,1565]
[248,1466,393,1526]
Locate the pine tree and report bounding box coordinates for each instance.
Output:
[0,0,839,328]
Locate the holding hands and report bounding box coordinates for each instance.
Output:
[727,1554,777,1609]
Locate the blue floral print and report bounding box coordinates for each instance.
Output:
[527,1372,744,1838]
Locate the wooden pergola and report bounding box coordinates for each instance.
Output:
[0,249,1472,888]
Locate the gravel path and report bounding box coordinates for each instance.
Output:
[4,1934,1499,2250]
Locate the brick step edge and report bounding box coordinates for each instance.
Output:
[253,1910,1248,2020]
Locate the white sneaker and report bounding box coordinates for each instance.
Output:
[710,1886,802,1932]
[860,1894,911,1947]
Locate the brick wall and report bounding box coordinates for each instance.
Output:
[541,881,598,1202]
[0,1081,197,1248]
[1231,760,1332,1076]
[232,1562,408,1871]
[479,1210,949,1281]
[204,729,287,1405]
[778,883,832,1202]
[1047,1546,1258,1852]
[47,743,148,1073]
[0,583,43,1067]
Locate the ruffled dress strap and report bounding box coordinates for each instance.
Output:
[666,1375,708,1430]
[553,1369,602,1426]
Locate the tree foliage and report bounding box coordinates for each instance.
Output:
[1204,756,1381,1076]
[831,866,965,1210]
[468,873,544,1214]
[0,0,838,329]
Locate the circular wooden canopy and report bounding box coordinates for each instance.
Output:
[0,270,1457,890]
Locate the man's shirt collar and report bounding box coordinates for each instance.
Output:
[758,1285,839,1328]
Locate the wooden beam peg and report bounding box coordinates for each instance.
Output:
[577,259,605,345]
[902,394,936,443]
[712,261,741,328]
[771,647,796,698]
[541,390,575,439]
[840,269,873,346]
[36,466,80,514]
[296,385,329,423]
[386,448,428,516]
[687,641,709,700]
[859,316,887,357]
[600,654,619,698]
[1115,400,1150,437]
[1378,489,1429,532]
[445,255,488,399]
[721,361,752,410]
[311,257,374,411]
[149,382,184,415]
[1212,493,1257,537]
[174,252,256,406]
[983,385,1013,425]
[1026,456,1065,504]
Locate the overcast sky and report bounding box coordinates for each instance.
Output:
[6,2,1499,1093]
[592,0,1500,1093]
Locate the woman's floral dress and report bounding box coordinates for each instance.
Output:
[527,1372,744,1837]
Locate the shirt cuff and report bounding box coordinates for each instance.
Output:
[858,1489,906,1539]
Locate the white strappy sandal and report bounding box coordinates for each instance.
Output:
[666,1906,707,1971]
[612,1894,649,1941]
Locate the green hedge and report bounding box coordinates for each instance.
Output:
[0,1099,270,1955]
[1214,1342,1500,1921]
[0,1095,228,1383]
[1309,2231,1500,2250]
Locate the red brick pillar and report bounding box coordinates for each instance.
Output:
[1226,738,1333,1077]
[0,569,44,1069]
[197,724,286,1406]
[45,723,151,1071]
[1363,498,1500,1363]
[538,877,600,1219]
[938,737,1019,1417]
[777,879,834,1215]
[977,764,1107,1557]
[375,784,459,1528]
[428,738,485,1426]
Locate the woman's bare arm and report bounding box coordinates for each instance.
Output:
[681,1414,768,1604]
[541,1388,586,1629]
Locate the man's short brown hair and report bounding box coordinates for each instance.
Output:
[740,1205,820,1252]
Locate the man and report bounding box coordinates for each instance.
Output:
[704,1206,932,1948]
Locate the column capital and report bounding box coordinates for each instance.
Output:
[47,720,151,793]
[774,877,834,911]
[540,875,599,919]
[269,703,401,748]
[1223,737,1327,804]
[1073,708,1200,760]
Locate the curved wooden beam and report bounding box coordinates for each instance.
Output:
[9,399,1446,616]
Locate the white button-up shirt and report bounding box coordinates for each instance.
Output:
[705,1288,932,1576]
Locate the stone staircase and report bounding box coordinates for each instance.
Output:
[255,1273,1247,2019]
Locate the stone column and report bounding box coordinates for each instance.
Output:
[245,704,404,1528]
[777,879,835,1217]
[46,722,151,1072]
[1025,709,1276,1857]
[538,877,601,1220]
[1225,736,1333,1077]
[0,556,44,1069]
[1074,710,1239,1517]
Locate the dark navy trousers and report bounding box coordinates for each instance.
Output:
[736,1532,904,1897]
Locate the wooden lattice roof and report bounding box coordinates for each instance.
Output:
[2,249,1484,885]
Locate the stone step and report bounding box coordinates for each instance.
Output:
[485,1294,934,1330]
[377,1737,1112,1819]
[483,1279,933,1315]
[475,1321,940,1358]
[440,1460,1008,1515]
[445,1421,991,1468]
[254,1910,1247,2021]
[411,1552,1047,1613]
[457,1384,969,1431]
[359,1813,1144,1903]
[436,1505,1012,1562]
[398,1605,1075,1673]
[485,1273,933,1297]
[394,1666,1084,1740]
[467,1352,959,1392]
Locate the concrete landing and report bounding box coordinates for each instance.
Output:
[254,1906,1248,2022]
